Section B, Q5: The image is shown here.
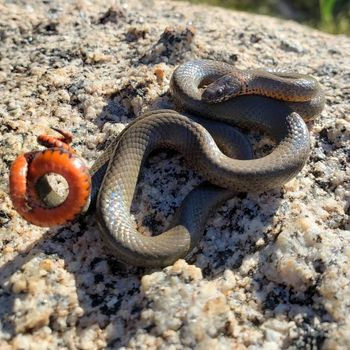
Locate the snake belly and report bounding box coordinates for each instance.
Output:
[94,60,325,267]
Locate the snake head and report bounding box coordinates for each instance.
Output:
[202,74,243,103]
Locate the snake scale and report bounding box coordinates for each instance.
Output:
[90,59,325,267]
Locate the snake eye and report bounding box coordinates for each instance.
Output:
[217,88,224,95]
[202,82,227,103]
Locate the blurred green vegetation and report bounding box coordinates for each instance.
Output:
[184,0,350,35]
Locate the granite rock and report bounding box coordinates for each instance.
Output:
[0,0,349,349]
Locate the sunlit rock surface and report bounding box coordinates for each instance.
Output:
[0,1,349,348]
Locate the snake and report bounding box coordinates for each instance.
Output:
[9,60,325,267]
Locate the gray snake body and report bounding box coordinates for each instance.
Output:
[91,60,324,267]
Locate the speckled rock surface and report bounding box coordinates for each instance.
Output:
[0,0,349,349]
